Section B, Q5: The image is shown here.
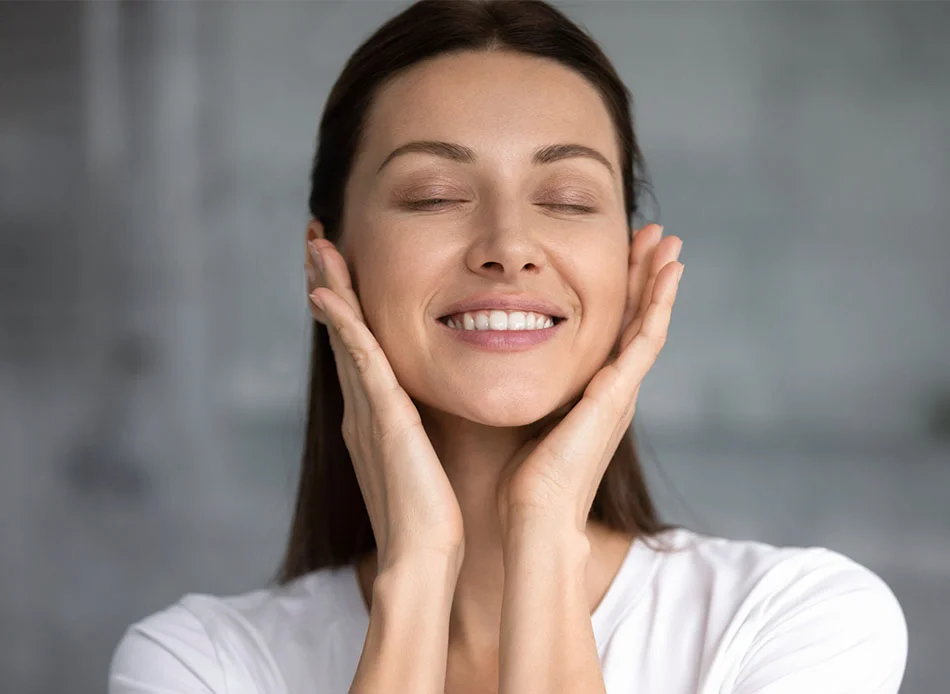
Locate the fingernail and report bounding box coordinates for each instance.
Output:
[309,292,325,312]
[677,264,685,282]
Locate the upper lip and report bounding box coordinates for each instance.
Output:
[438,293,567,320]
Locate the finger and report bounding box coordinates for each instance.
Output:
[305,220,324,286]
[615,261,684,389]
[306,240,367,408]
[312,288,361,409]
[622,224,663,329]
[305,262,318,287]
[309,279,367,415]
[306,258,328,323]
[627,234,682,346]
[305,231,366,410]
[305,232,328,322]
[309,239,366,324]
[310,286,413,427]
[636,233,681,320]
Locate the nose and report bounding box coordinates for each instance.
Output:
[464,213,545,282]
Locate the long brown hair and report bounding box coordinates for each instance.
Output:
[275,0,677,585]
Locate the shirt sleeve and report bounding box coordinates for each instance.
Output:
[108,602,225,694]
[730,548,908,694]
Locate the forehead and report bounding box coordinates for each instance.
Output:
[359,50,619,170]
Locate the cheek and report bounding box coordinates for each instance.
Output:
[349,244,438,373]
[354,291,425,398]
[577,244,629,332]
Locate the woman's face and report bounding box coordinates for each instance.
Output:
[338,50,630,427]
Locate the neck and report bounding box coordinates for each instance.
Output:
[357,405,634,665]
[423,408,528,658]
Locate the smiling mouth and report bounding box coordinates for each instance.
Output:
[437,314,565,329]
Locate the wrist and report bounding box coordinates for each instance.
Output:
[502,511,591,565]
[503,502,589,540]
[372,551,459,614]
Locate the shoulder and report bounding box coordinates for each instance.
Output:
[650,527,905,607]
[108,565,361,694]
[650,528,908,693]
[109,597,226,694]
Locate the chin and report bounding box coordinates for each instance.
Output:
[459,403,553,428]
[419,377,581,429]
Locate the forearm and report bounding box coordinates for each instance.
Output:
[349,552,459,694]
[499,515,605,694]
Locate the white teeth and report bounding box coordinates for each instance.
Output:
[488,311,508,330]
[506,311,526,331]
[444,310,557,331]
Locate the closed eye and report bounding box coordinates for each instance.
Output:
[404,199,595,213]
[405,199,457,208]
[544,203,596,213]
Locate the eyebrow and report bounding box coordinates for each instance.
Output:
[375,140,615,177]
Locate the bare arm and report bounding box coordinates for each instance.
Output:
[305,232,465,692]
[498,516,603,694]
[495,226,683,693]
[350,551,460,694]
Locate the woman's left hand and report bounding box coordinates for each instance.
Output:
[496,223,684,536]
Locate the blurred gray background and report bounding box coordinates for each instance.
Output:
[1,1,948,692]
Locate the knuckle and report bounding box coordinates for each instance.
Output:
[349,340,382,377]
[325,322,342,345]
[349,346,373,375]
[331,320,350,345]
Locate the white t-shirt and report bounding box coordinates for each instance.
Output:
[108,527,908,693]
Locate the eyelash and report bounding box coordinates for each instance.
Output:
[404,199,596,214]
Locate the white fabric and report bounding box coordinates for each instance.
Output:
[109,528,907,693]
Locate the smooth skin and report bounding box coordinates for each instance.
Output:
[305,50,683,694]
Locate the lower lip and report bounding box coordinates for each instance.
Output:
[436,318,564,351]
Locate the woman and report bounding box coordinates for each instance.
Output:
[109,1,907,692]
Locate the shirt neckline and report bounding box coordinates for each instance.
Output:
[590,531,663,645]
[340,529,666,647]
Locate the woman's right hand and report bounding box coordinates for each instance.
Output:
[305,226,464,574]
